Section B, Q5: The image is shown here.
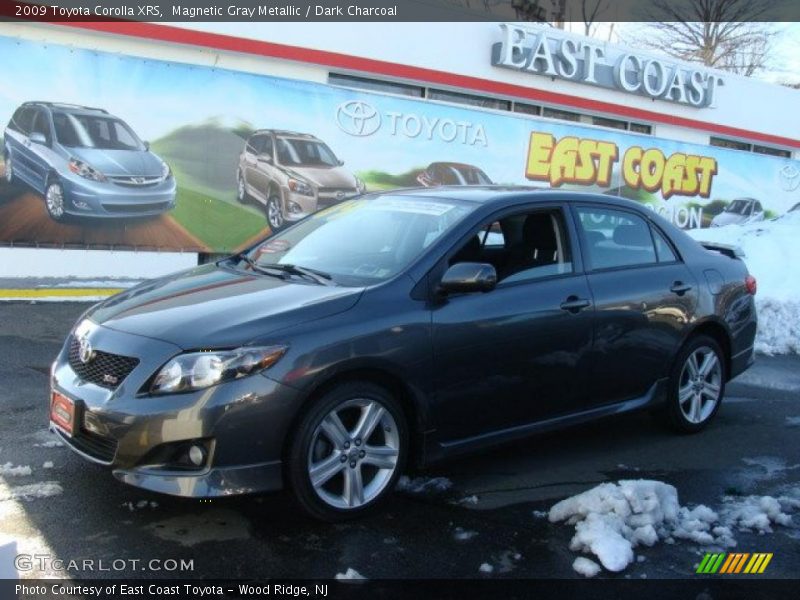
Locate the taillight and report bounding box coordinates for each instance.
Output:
[745,275,757,295]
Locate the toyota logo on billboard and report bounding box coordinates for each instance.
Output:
[336,101,381,137]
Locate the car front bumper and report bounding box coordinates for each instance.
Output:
[50,320,301,497]
[61,174,177,218]
[283,188,359,222]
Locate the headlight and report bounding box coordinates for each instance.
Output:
[161,161,171,181]
[150,345,287,395]
[68,158,106,182]
[288,178,313,196]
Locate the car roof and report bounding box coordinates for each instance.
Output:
[380,185,651,211]
[252,129,318,139]
[428,162,484,170]
[23,101,110,117]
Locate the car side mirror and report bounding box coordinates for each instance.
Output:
[29,132,47,145]
[143,141,150,151]
[337,159,345,166]
[439,262,497,295]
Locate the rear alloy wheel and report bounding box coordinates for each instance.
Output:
[666,335,726,433]
[266,193,285,231]
[288,382,407,521]
[45,180,67,222]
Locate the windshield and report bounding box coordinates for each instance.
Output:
[53,112,143,150]
[244,195,473,286]
[725,199,751,214]
[276,138,339,167]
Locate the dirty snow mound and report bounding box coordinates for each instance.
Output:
[478,562,493,574]
[785,417,800,427]
[572,556,601,578]
[721,495,794,533]
[42,462,54,469]
[0,463,32,476]
[335,568,365,580]
[396,476,452,494]
[549,480,732,572]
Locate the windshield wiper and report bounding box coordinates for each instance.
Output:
[231,253,290,280]
[258,263,335,286]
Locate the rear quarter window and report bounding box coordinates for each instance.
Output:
[577,206,657,270]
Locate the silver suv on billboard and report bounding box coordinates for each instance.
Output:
[3,102,176,222]
[236,129,365,231]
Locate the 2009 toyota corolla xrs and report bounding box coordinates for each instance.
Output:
[50,188,757,520]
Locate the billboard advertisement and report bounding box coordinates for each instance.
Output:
[1,35,798,253]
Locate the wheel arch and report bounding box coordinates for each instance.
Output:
[282,364,429,473]
[684,318,732,380]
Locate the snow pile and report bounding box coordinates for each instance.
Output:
[396,476,452,494]
[478,562,494,574]
[42,462,54,469]
[0,463,32,476]
[786,417,800,427]
[548,480,731,572]
[550,480,799,575]
[721,494,796,533]
[453,527,478,541]
[335,568,365,580]
[2,482,63,500]
[572,557,601,578]
[688,215,800,354]
[34,440,63,448]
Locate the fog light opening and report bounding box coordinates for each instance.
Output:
[288,201,303,214]
[72,200,91,210]
[188,444,206,467]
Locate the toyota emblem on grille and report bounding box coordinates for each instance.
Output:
[132,176,146,184]
[78,335,94,364]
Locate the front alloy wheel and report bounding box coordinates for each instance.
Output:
[288,382,406,521]
[3,154,12,184]
[266,193,284,231]
[45,180,67,222]
[666,335,726,432]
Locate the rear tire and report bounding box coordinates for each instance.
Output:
[664,334,726,433]
[287,381,407,522]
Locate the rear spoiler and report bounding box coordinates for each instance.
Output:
[699,241,745,259]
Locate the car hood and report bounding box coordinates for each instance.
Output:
[85,263,364,349]
[711,212,746,227]
[286,165,358,189]
[66,147,164,178]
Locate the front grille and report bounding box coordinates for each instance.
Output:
[69,427,118,464]
[317,187,357,199]
[104,202,170,214]
[110,175,162,187]
[68,336,139,390]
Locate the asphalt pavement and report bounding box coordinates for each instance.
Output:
[0,302,798,581]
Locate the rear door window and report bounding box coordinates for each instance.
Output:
[576,207,657,270]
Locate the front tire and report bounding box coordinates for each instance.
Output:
[236,171,249,203]
[266,192,285,232]
[665,335,726,433]
[3,153,13,184]
[44,179,68,222]
[287,381,407,521]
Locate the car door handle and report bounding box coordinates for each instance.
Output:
[670,281,693,295]
[560,296,591,313]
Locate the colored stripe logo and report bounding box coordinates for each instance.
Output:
[696,553,773,574]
